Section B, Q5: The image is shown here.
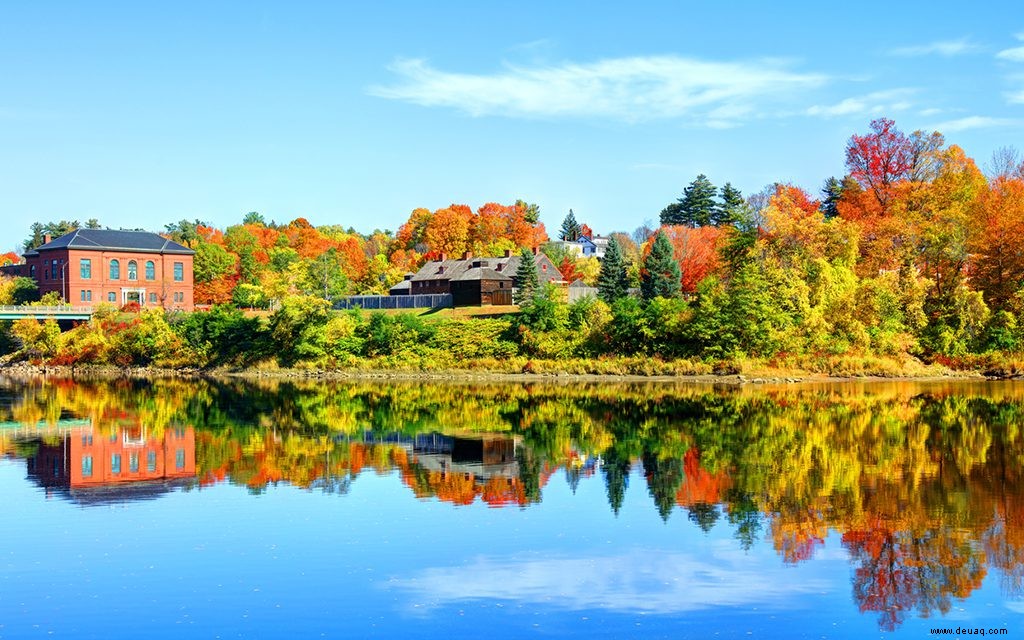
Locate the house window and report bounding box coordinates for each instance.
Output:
[51,259,58,279]
[44,269,49,280]
[111,454,122,475]
[542,264,547,271]
[108,292,116,303]
[82,456,93,478]
[82,435,93,447]
[129,453,139,473]
[29,265,36,278]
[176,449,186,469]
[127,260,138,281]
[80,258,92,279]
[173,262,183,281]
[149,293,157,303]
[86,290,92,301]
[80,290,87,302]
[110,259,120,280]
[147,451,157,472]
[145,261,155,280]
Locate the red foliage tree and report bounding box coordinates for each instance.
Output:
[845,118,913,213]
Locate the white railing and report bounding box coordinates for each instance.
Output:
[0,305,95,314]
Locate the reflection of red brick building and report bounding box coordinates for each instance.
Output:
[1,228,194,310]
[28,425,196,493]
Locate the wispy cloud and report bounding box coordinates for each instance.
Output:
[805,89,915,118]
[369,56,826,125]
[386,549,830,614]
[889,38,981,57]
[1007,89,1024,104]
[929,115,1019,132]
[997,32,1024,62]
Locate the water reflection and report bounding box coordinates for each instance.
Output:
[1,376,1023,630]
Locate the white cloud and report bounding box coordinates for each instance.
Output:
[1007,90,1024,104]
[918,108,944,116]
[386,549,830,614]
[929,115,1019,132]
[889,38,981,57]
[369,56,826,125]
[997,46,1024,62]
[805,89,916,118]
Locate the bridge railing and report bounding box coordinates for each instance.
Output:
[0,305,95,315]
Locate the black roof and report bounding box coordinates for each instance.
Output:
[25,229,194,256]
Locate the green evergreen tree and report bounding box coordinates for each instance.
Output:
[640,230,681,301]
[597,236,630,302]
[820,176,844,219]
[558,209,582,241]
[715,183,745,226]
[662,174,719,227]
[516,199,541,225]
[514,248,539,305]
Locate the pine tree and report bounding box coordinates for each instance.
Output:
[558,209,582,241]
[516,199,541,225]
[659,174,718,227]
[514,248,539,305]
[597,236,630,302]
[820,176,844,219]
[641,230,681,301]
[715,183,745,226]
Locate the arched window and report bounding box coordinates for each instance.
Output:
[109,259,120,280]
[145,261,155,280]
[127,260,138,281]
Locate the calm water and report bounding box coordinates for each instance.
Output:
[1,377,1022,639]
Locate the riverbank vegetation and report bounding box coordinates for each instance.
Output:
[5,118,1024,377]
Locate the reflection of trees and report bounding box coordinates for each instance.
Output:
[3,377,1024,629]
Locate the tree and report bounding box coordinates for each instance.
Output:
[164,219,208,248]
[661,174,718,227]
[845,118,913,213]
[514,248,539,305]
[597,236,630,303]
[820,177,844,219]
[640,230,681,300]
[304,248,348,301]
[243,211,266,226]
[515,199,541,225]
[193,243,237,284]
[22,220,81,251]
[559,210,582,242]
[715,183,745,226]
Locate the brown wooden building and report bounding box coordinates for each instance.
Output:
[1,229,195,310]
[407,249,563,306]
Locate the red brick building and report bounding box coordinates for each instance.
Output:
[1,228,195,310]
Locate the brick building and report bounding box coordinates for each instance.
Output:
[1,229,195,310]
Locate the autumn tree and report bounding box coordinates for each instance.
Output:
[640,230,681,300]
[845,118,913,214]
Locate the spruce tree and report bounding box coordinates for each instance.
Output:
[715,183,745,226]
[659,174,718,227]
[597,236,630,303]
[558,209,582,241]
[681,174,718,227]
[820,176,844,219]
[640,230,681,301]
[514,248,539,305]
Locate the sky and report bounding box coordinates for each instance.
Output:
[1,1,1023,252]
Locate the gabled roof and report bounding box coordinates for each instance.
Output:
[453,267,512,282]
[26,229,195,256]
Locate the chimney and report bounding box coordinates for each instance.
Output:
[462,251,472,260]
[496,263,504,272]
[404,273,413,281]
[503,249,512,258]
[44,234,52,244]
[439,252,447,262]
[531,246,539,256]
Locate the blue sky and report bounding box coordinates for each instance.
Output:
[1,1,1023,251]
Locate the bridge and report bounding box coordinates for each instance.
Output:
[0,305,94,321]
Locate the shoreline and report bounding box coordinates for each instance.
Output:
[0,362,997,385]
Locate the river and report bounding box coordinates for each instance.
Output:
[0,377,1021,638]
